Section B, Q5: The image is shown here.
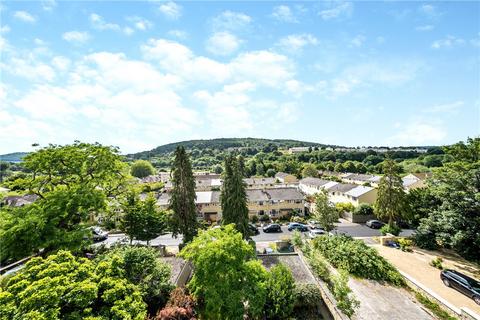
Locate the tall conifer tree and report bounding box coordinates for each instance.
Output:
[169,146,198,243]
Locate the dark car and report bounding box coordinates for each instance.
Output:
[287,222,309,232]
[366,220,385,229]
[248,223,259,235]
[441,269,480,305]
[89,226,108,242]
[262,224,282,233]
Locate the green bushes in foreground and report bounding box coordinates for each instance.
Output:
[312,235,405,286]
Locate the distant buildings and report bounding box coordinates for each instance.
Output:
[275,172,298,184]
[288,147,310,154]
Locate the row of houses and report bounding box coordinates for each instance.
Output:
[157,187,304,222]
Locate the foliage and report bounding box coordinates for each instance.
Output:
[380,224,401,236]
[301,164,318,178]
[312,235,405,286]
[414,292,457,320]
[375,158,410,227]
[331,270,360,317]
[430,257,444,270]
[305,250,331,282]
[290,215,306,223]
[398,238,413,252]
[156,287,197,320]
[405,187,441,227]
[335,202,355,213]
[178,225,267,320]
[249,215,259,224]
[120,191,167,244]
[0,250,146,320]
[354,203,374,216]
[131,160,155,178]
[220,156,250,239]
[259,214,270,222]
[312,190,338,231]
[169,146,198,244]
[265,264,296,319]
[415,138,480,261]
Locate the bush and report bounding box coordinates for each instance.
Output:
[415,292,456,320]
[430,257,444,270]
[398,238,413,252]
[131,160,155,178]
[249,215,259,224]
[259,214,270,222]
[156,287,196,320]
[293,284,323,320]
[265,264,296,319]
[380,224,401,236]
[306,250,330,282]
[354,203,374,216]
[290,216,306,223]
[335,202,355,213]
[331,271,359,317]
[312,235,405,286]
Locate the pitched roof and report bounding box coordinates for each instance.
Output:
[244,177,276,185]
[299,177,331,187]
[344,185,375,197]
[328,183,357,193]
[264,187,304,201]
[275,172,290,179]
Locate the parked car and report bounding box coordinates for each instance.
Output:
[263,224,282,233]
[441,269,480,305]
[366,220,385,229]
[248,223,259,235]
[287,222,309,232]
[308,229,326,238]
[89,226,108,242]
[308,220,322,229]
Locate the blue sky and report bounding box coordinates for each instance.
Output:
[1,1,479,154]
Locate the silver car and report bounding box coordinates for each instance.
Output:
[308,229,326,238]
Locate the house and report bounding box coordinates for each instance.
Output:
[402,173,429,191]
[156,187,304,222]
[299,177,337,195]
[244,177,277,189]
[342,173,381,187]
[288,147,310,154]
[275,172,298,184]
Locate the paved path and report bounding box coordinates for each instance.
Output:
[374,244,480,314]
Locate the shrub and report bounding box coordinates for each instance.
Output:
[354,203,374,216]
[380,224,401,236]
[293,284,323,320]
[398,238,413,252]
[265,264,296,319]
[249,215,259,224]
[259,214,270,222]
[331,270,360,317]
[335,202,355,213]
[312,235,405,286]
[156,287,196,320]
[430,257,444,270]
[290,216,306,223]
[415,292,456,320]
[306,250,331,282]
[131,160,155,178]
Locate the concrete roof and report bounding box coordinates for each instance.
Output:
[246,189,269,202]
[299,177,331,187]
[196,191,213,204]
[264,187,304,201]
[275,172,290,178]
[328,183,358,193]
[344,185,375,197]
[244,177,276,185]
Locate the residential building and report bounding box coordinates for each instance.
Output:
[402,173,429,191]
[288,147,310,154]
[244,177,277,189]
[275,172,298,184]
[342,173,381,187]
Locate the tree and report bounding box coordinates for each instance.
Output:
[301,164,318,178]
[120,191,167,244]
[169,146,198,244]
[179,225,268,319]
[374,159,410,227]
[156,287,196,320]
[266,168,276,177]
[220,156,250,239]
[405,188,441,227]
[354,203,374,216]
[313,190,338,231]
[131,160,156,178]
[265,264,296,319]
[0,250,146,319]
[213,164,223,174]
[416,138,480,260]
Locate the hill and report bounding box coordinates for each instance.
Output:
[0,152,29,163]
[128,138,334,159]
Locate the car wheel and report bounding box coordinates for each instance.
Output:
[473,295,480,305]
[442,279,450,287]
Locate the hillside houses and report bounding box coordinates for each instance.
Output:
[342,173,381,187]
[275,172,298,184]
[402,173,429,191]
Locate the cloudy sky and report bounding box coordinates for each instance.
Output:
[1,1,479,154]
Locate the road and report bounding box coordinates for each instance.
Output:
[99,219,415,248]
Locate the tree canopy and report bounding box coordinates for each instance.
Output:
[313,190,338,232]
[131,160,156,178]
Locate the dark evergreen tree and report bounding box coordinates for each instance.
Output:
[220,155,250,239]
[169,146,198,244]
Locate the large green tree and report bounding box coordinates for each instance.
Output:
[179,225,267,320]
[131,160,156,178]
[374,159,410,227]
[220,156,250,239]
[313,190,338,232]
[301,164,318,178]
[169,146,198,244]
[416,138,480,260]
[0,250,146,319]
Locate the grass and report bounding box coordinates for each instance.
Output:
[414,292,457,320]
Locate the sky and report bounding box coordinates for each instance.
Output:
[0,1,479,154]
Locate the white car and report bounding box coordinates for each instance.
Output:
[308,229,326,238]
[308,220,322,229]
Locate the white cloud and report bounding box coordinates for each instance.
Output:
[318,2,353,20]
[350,34,366,47]
[431,35,465,49]
[1,25,10,34]
[418,4,442,19]
[51,56,71,71]
[62,31,90,44]
[416,25,434,32]
[470,33,480,47]
[90,13,121,31]
[211,10,251,31]
[168,29,187,39]
[271,5,297,23]
[127,16,153,30]
[388,119,447,145]
[2,57,56,82]
[13,11,36,23]
[41,0,57,11]
[123,27,134,36]
[276,33,318,53]
[206,32,242,56]
[424,101,464,114]
[158,1,182,20]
